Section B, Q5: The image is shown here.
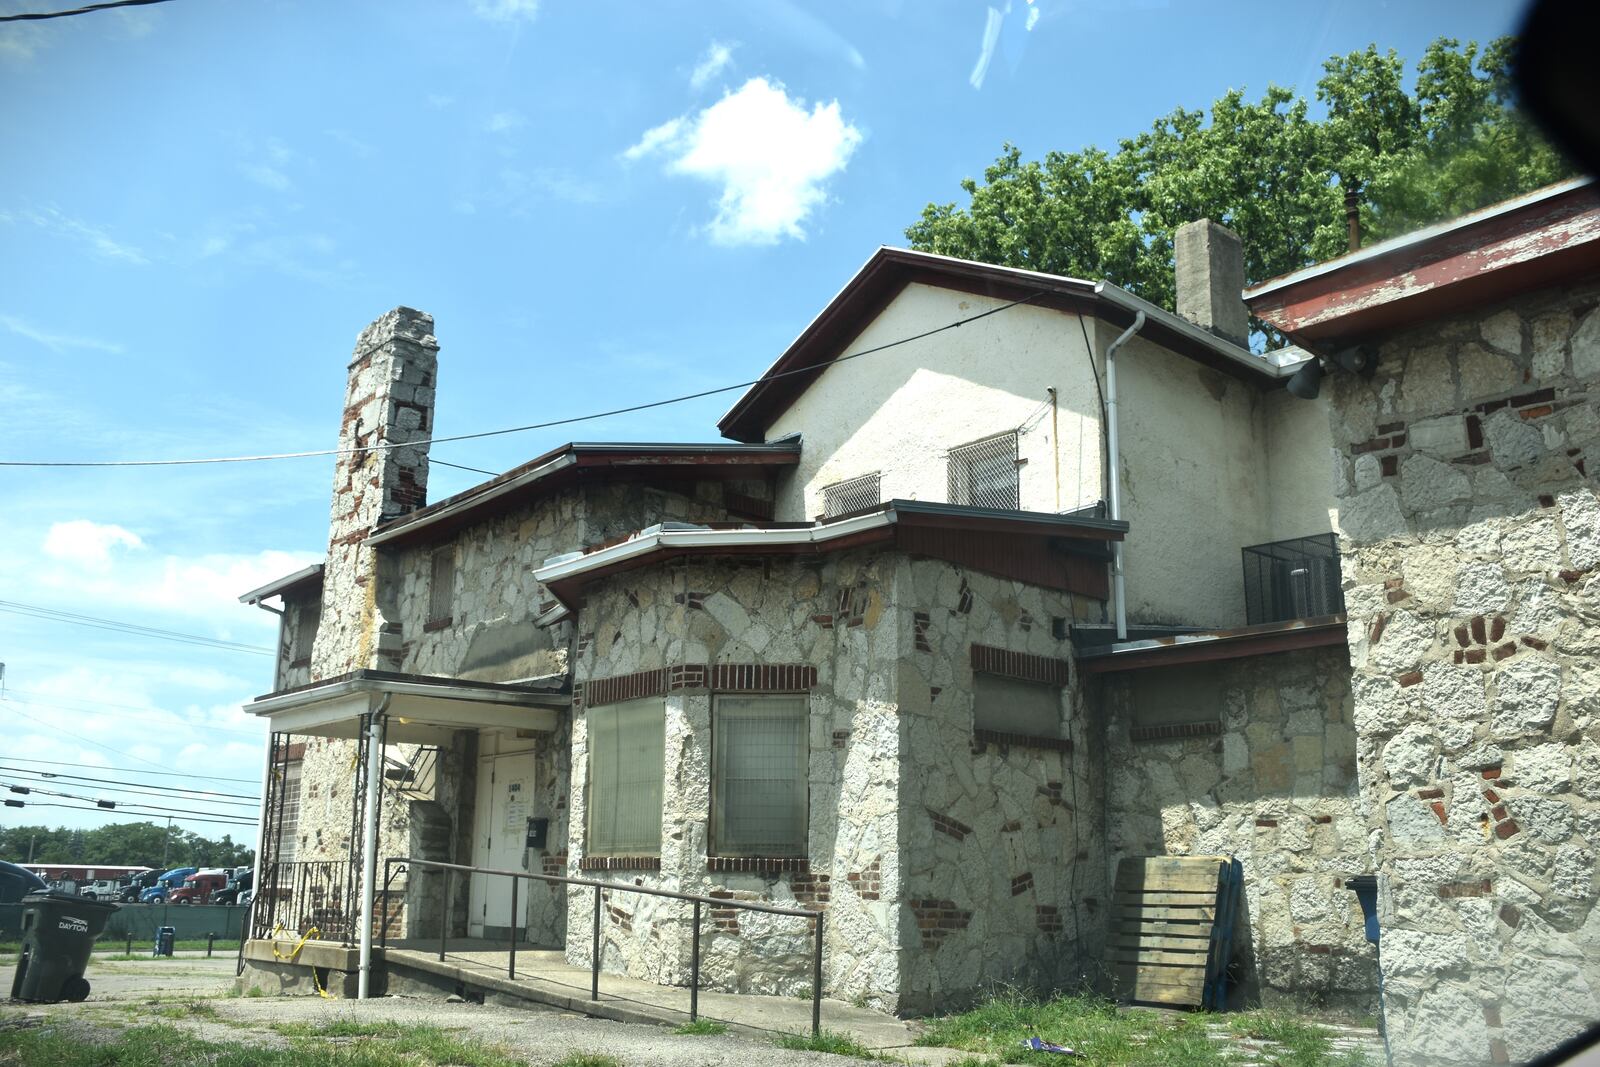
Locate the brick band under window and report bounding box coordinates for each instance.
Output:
[706,856,809,874]
[579,856,662,872]
[581,663,818,708]
[970,644,1070,686]
[973,728,1074,753]
[1130,721,1221,742]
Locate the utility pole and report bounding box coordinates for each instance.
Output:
[27,833,35,863]
[161,817,172,868]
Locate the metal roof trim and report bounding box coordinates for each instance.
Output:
[237,563,324,605]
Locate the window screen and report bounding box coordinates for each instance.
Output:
[973,673,1061,737]
[294,606,319,663]
[948,432,1020,510]
[822,472,882,519]
[276,763,302,872]
[586,698,664,855]
[712,694,808,856]
[428,548,454,623]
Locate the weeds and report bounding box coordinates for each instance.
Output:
[672,1019,729,1035]
[775,1028,880,1059]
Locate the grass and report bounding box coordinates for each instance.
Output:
[672,1019,729,1035]
[0,1019,528,1067]
[774,1028,881,1059]
[0,938,240,955]
[914,990,1372,1067]
[144,1000,221,1021]
[551,1056,624,1067]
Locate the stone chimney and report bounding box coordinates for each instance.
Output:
[310,307,439,679]
[1174,219,1249,347]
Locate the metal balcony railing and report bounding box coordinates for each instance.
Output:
[1242,533,1344,625]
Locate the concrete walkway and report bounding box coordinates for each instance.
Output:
[381,938,937,1056]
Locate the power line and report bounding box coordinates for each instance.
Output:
[0,294,1042,468]
[0,600,273,656]
[0,755,258,784]
[3,800,256,829]
[0,701,173,772]
[0,0,172,22]
[433,458,499,477]
[0,781,256,824]
[0,767,259,805]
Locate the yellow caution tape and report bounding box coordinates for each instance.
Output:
[269,923,336,999]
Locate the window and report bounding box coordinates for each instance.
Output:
[822,472,882,519]
[948,432,1020,510]
[712,694,808,856]
[276,762,302,869]
[293,606,319,666]
[427,547,454,625]
[586,698,664,855]
[973,673,1061,738]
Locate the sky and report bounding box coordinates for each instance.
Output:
[0,0,1525,843]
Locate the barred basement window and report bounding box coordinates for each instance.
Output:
[973,673,1061,738]
[822,472,882,519]
[586,698,664,855]
[948,432,1020,510]
[711,694,808,857]
[427,547,454,624]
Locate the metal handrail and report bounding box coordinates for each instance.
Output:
[380,855,824,1036]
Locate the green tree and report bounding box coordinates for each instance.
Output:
[0,822,252,870]
[907,36,1574,338]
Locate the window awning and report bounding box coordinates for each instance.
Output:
[246,669,566,743]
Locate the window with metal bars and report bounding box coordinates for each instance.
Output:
[427,547,454,624]
[294,605,319,665]
[822,472,882,519]
[586,698,664,855]
[711,694,808,857]
[947,432,1020,510]
[276,763,302,870]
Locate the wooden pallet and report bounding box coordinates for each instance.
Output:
[1110,855,1242,1009]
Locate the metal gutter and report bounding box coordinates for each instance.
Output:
[249,670,570,716]
[1093,282,1293,380]
[1077,614,1348,673]
[1245,176,1596,300]
[366,452,578,547]
[238,563,324,606]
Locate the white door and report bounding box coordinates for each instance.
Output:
[468,750,537,937]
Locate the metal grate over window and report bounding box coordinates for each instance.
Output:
[276,763,302,871]
[947,432,1020,510]
[587,698,665,855]
[711,694,808,857]
[822,472,882,519]
[1242,533,1344,625]
[428,547,454,623]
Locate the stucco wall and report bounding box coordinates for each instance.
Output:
[765,284,1105,521]
[1100,646,1376,1012]
[1327,282,1600,1066]
[1262,389,1340,541]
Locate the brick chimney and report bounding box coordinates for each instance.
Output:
[310,307,439,679]
[1174,219,1248,347]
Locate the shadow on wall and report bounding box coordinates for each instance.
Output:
[1097,648,1380,1015]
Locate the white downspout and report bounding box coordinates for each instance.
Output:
[357,694,391,999]
[1103,310,1146,641]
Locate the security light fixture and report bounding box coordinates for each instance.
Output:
[1286,358,1325,399]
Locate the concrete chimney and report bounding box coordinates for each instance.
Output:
[1174,219,1248,347]
[311,307,439,679]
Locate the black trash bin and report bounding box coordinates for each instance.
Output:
[9,890,118,1003]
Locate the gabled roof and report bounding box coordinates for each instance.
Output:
[717,246,1295,443]
[1246,178,1600,343]
[364,440,801,549]
[532,499,1127,608]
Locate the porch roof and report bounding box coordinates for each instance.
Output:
[532,499,1126,608]
[246,669,566,742]
[1075,614,1347,673]
[238,563,324,606]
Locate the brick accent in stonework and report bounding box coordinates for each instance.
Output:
[791,868,831,908]
[1036,781,1066,806]
[972,728,1073,753]
[1035,905,1064,934]
[1437,879,1493,899]
[605,903,634,933]
[846,857,881,901]
[705,856,809,874]
[970,643,1070,686]
[1130,720,1222,742]
[928,809,973,841]
[911,898,972,946]
[1010,871,1034,896]
[541,852,568,877]
[582,663,819,708]
[579,856,661,872]
[914,611,932,652]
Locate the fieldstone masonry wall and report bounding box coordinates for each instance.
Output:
[1101,648,1377,1012]
[1328,281,1600,1065]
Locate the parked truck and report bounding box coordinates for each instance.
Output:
[139,867,197,903]
[77,879,122,901]
[168,869,229,905]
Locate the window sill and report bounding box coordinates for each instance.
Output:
[579,856,661,872]
[423,616,453,633]
[707,856,809,874]
[972,728,1073,753]
[1130,721,1221,743]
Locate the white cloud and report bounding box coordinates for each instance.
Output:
[42,520,144,568]
[486,111,526,134]
[470,0,538,21]
[624,77,863,246]
[0,314,123,354]
[690,40,736,90]
[5,207,148,265]
[970,3,1006,89]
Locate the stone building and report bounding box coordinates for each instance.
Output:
[239,223,1378,1015]
[1246,177,1600,1065]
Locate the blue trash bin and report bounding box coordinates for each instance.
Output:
[153,926,175,957]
